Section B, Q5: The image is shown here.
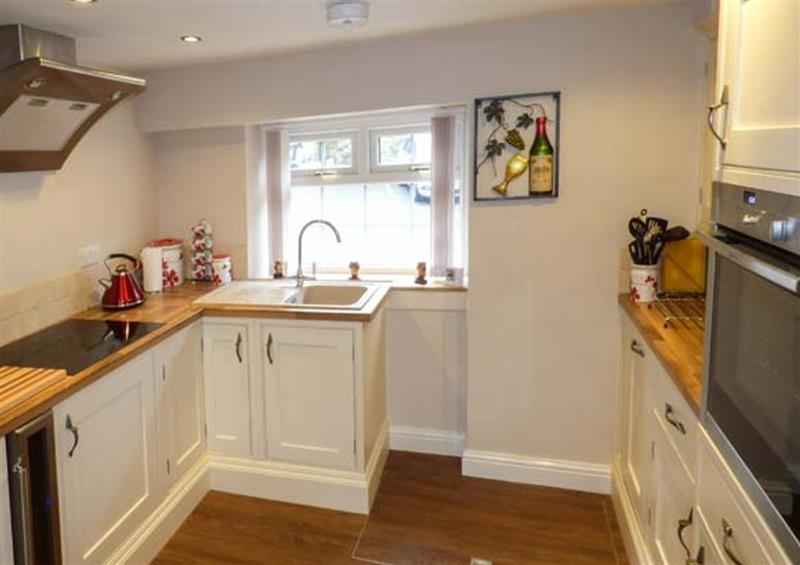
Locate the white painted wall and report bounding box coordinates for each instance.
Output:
[151,127,249,277]
[0,101,156,294]
[135,3,706,472]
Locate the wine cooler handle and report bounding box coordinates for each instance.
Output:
[665,403,687,435]
[235,333,243,363]
[66,414,79,457]
[11,457,32,565]
[630,340,645,358]
[707,85,729,150]
[722,519,745,565]
[677,507,693,559]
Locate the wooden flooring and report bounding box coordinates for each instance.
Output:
[154,451,628,565]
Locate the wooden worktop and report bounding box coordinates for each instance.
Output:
[619,294,704,414]
[0,280,398,436]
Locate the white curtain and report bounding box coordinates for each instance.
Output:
[431,115,456,277]
[265,128,290,270]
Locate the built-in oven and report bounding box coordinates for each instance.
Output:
[700,181,800,561]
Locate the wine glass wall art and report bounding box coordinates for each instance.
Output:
[473,91,560,201]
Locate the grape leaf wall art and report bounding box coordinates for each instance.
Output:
[473,91,560,201]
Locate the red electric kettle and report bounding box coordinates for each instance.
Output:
[99,253,145,310]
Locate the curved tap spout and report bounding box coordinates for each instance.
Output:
[296,219,342,286]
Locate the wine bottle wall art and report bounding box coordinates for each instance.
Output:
[473,91,560,201]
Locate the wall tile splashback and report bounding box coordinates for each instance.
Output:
[0,269,100,347]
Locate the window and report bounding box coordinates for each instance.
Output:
[271,109,466,275]
[371,127,431,172]
[287,182,431,271]
[288,132,357,176]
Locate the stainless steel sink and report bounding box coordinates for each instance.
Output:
[284,284,376,309]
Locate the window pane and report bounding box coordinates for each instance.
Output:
[289,137,353,171]
[377,132,431,166]
[286,182,430,271]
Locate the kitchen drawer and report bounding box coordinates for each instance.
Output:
[693,506,726,565]
[648,354,697,482]
[697,429,791,565]
[653,420,696,565]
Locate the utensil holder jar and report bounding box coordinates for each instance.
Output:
[630,262,660,303]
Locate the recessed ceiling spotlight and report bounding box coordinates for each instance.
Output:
[326,1,369,29]
[180,35,202,43]
[71,0,97,3]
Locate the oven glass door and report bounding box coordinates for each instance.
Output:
[708,254,800,543]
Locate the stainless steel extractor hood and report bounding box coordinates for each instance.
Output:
[0,25,146,173]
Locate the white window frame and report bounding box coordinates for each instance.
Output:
[288,130,358,178]
[369,124,432,174]
[261,106,467,275]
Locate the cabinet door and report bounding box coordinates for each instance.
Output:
[203,322,251,456]
[619,325,655,535]
[55,353,157,565]
[653,420,696,565]
[715,0,800,195]
[155,322,204,488]
[263,326,355,470]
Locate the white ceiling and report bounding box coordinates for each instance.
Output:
[0,0,607,72]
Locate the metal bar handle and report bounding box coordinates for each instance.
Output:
[707,85,729,150]
[630,340,645,358]
[677,507,693,558]
[235,332,243,363]
[665,403,687,435]
[66,414,79,457]
[266,333,274,365]
[722,519,745,565]
[11,456,32,565]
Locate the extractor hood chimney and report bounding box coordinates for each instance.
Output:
[0,24,146,173]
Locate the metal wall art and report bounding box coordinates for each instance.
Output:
[473,91,560,201]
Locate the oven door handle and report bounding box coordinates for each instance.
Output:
[698,228,800,294]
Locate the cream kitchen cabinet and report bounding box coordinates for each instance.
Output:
[617,316,656,539]
[615,309,795,564]
[54,352,159,565]
[652,417,696,565]
[696,428,791,565]
[262,325,356,470]
[154,321,205,489]
[203,321,252,457]
[713,0,800,195]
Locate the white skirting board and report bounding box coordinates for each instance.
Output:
[610,462,652,565]
[389,426,465,457]
[461,449,611,495]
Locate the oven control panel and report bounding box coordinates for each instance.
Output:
[714,182,800,257]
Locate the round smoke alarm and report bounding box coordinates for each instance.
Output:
[327,1,369,28]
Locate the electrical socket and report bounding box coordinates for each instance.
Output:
[78,244,101,268]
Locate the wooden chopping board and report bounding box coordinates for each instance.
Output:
[0,366,67,413]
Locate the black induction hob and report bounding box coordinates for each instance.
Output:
[0,319,164,375]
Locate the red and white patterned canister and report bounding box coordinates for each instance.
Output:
[147,238,184,288]
[212,254,232,285]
